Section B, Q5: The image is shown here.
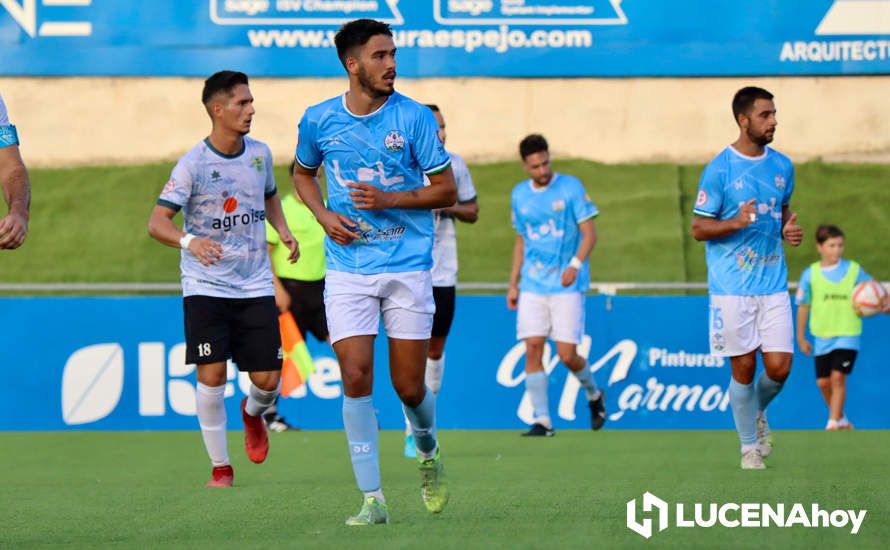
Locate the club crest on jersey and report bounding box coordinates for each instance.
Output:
[384,130,405,152]
[775,174,785,190]
[696,190,708,207]
[551,199,566,212]
[253,156,263,173]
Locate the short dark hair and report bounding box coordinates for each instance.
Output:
[202,70,248,107]
[815,224,844,244]
[519,134,548,160]
[334,19,393,68]
[732,86,774,124]
[425,104,440,113]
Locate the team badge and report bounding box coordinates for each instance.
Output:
[551,199,566,212]
[384,130,405,152]
[775,174,785,190]
[162,179,175,194]
[696,190,708,207]
[253,156,263,173]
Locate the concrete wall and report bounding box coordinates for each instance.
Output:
[2,76,889,167]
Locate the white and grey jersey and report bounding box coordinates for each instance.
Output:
[158,136,277,298]
[431,152,477,287]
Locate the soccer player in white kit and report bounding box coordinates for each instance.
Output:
[292,20,457,525]
[403,104,479,458]
[148,71,299,487]
[691,87,803,470]
[0,93,30,250]
[508,134,606,436]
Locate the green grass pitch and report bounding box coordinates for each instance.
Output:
[2,430,888,548]
[3,160,890,287]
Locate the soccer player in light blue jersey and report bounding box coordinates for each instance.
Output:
[149,71,299,487]
[507,134,605,437]
[291,19,457,525]
[691,87,804,470]
[0,93,30,250]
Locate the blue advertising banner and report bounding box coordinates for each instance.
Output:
[1,1,889,77]
[1,294,888,431]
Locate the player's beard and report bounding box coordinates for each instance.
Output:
[357,65,395,98]
[748,127,774,146]
[535,172,553,186]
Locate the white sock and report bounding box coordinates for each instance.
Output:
[418,444,439,462]
[826,419,840,429]
[365,489,385,503]
[740,443,758,455]
[839,416,850,427]
[245,384,278,417]
[425,355,445,395]
[196,382,229,467]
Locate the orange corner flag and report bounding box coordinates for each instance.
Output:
[278,311,316,398]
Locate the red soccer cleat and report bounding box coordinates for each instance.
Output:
[206,465,234,488]
[241,397,269,464]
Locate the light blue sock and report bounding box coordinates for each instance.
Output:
[755,372,784,413]
[525,371,550,425]
[729,378,757,446]
[402,387,437,456]
[343,395,380,493]
[571,367,601,401]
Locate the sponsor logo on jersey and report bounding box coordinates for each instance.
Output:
[384,130,406,152]
[361,225,407,242]
[162,179,175,194]
[735,246,781,271]
[212,207,266,232]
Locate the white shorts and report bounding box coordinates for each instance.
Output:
[517,291,585,344]
[324,270,435,344]
[709,292,794,357]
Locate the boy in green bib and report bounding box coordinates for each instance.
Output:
[795,224,889,430]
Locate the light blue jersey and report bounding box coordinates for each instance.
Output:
[158,136,277,299]
[796,259,871,355]
[0,93,19,148]
[694,146,795,295]
[511,174,598,294]
[296,92,451,275]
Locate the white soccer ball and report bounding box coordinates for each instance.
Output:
[852,280,887,318]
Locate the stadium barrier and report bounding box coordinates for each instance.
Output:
[2,291,888,431]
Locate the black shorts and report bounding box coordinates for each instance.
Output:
[431,286,456,338]
[814,349,857,378]
[280,278,329,342]
[183,295,281,372]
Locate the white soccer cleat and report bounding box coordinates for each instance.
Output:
[756,412,773,457]
[741,448,766,470]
